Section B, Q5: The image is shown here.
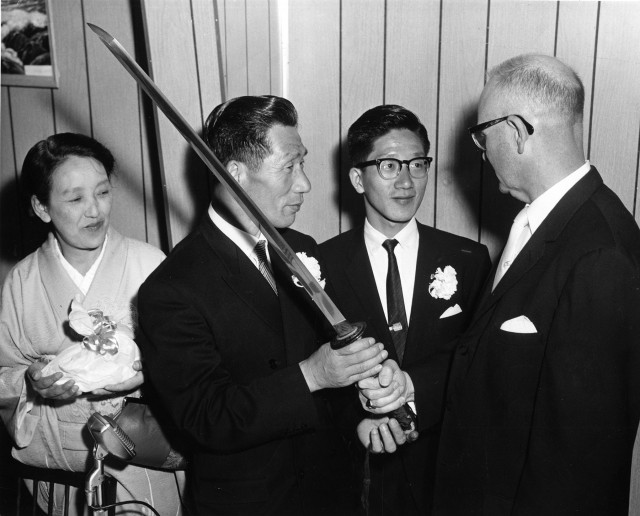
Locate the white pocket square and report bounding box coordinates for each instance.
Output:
[500,315,537,333]
[440,304,462,319]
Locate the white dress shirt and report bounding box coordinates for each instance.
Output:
[208,205,271,268]
[364,217,419,323]
[527,161,591,235]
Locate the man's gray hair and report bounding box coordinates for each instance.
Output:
[488,54,584,123]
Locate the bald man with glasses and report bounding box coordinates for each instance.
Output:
[364,55,640,515]
[320,104,490,516]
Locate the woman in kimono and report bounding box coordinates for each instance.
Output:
[0,133,183,515]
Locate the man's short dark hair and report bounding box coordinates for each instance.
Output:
[347,105,430,166]
[204,95,298,171]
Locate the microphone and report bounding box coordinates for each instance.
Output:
[85,413,162,516]
[85,413,135,513]
[87,412,136,460]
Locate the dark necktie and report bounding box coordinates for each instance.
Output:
[382,239,408,364]
[254,241,278,295]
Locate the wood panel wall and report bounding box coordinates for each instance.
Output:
[3,0,640,285]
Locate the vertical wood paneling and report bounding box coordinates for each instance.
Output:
[0,89,19,280]
[590,2,640,213]
[340,0,386,232]
[269,0,282,95]
[49,0,91,135]
[139,90,162,249]
[246,0,271,95]
[8,88,55,258]
[555,2,598,156]
[480,0,557,259]
[385,0,440,228]
[217,0,228,96]
[436,0,488,241]
[84,0,147,243]
[10,89,55,170]
[288,0,341,242]
[224,0,249,98]
[143,0,211,247]
[192,0,224,121]
[3,0,640,289]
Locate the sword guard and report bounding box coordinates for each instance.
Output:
[331,321,366,349]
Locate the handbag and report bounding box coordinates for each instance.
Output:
[114,397,187,470]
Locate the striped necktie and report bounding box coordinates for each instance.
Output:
[383,239,408,364]
[254,241,278,295]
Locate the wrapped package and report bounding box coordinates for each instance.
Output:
[42,298,139,392]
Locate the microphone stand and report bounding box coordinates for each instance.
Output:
[85,444,108,515]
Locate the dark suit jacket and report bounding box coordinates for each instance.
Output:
[137,216,356,516]
[434,168,640,515]
[321,222,491,515]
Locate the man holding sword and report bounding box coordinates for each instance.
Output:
[137,95,390,516]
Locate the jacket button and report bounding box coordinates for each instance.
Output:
[458,345,468,356]
[269,359,279,369]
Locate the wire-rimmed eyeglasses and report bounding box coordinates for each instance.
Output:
[356,157,433,180]
[468,115,534,151]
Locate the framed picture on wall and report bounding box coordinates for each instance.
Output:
[1,0,58,88]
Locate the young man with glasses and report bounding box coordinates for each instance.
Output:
[364,55,640,515]
[320,105,490,516]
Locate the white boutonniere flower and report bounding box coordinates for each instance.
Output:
[429,265,458,300]
[292,252,326,289]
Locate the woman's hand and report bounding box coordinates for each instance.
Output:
[90,360,144,396]
[26,360,80,400]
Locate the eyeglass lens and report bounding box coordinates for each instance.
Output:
[378,158,430,179]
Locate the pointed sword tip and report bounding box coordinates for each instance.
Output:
[86,23,113,44]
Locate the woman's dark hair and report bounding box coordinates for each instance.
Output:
[204,95,298,171]
[347,104,430,166]
[21,132,116,207]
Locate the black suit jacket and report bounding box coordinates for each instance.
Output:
[321,222,491,515]
[434,168,640,515]
[138,216,356,516]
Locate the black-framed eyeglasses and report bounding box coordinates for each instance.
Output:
[468,115,534,151]
[356,156,433,180]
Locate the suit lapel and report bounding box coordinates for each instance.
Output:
[200,217,283,333]
[470,167,604,325]
[271,249,319,365]
[403,224,446,364]
[344,230,397,359]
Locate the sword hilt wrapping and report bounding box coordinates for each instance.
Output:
[330,321,418,434]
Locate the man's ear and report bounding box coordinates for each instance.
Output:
[349,167,365,194]
[508,115,532,155]
[227,160,243,183]
[31,195,51,224]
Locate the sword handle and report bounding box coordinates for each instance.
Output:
[330,321,418,437]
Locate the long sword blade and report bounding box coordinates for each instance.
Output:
[87,23,352,334]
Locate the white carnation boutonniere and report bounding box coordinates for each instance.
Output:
[428,265,458,300]
[292,252,326,289]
